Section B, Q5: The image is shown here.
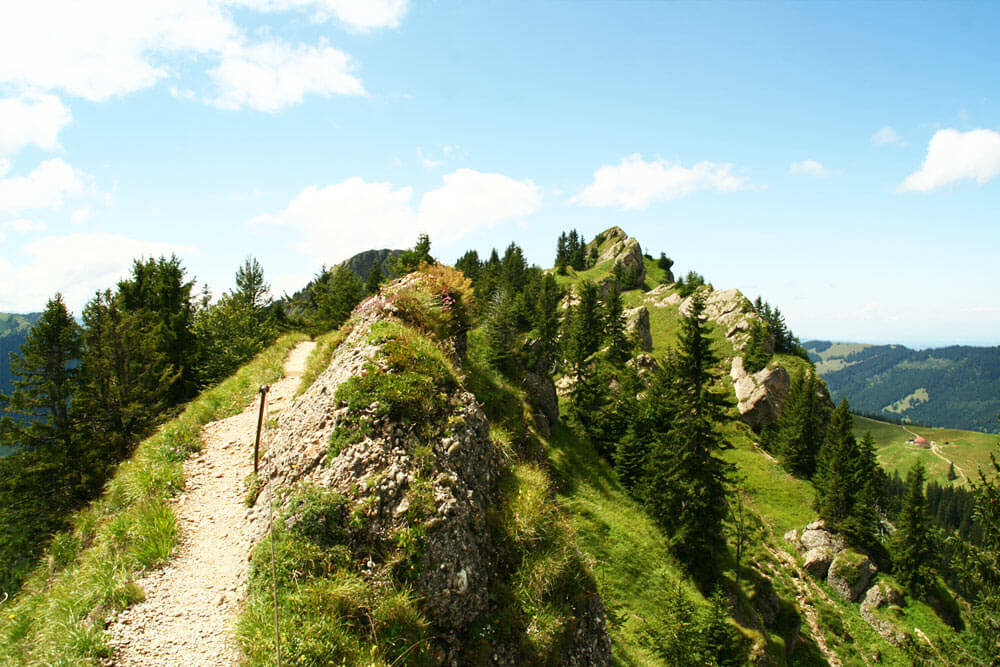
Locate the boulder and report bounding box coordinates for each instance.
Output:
[827,550,877,602]
[860,583,908,646]
[798,522,846,554]
[802,547,835,580]
[524,370,559,436]
[732,360,791,430]
[624,306,653,352]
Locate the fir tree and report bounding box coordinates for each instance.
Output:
[0,295,82,460]
[483,288,518,372]
[394,233,434,274]
[814,399,859,530]
[563,281,602,371]
[604,284,630,365]
[555,232,569,273]
[455,249,481,283]
[891,461,937,595]
[843,431,884,551]
[365,261,384,294]
[947,462,958,483]
[234,256,271,310]
[614,424,649,495]
[743,320,771,374]
[643,292,730,584]
[309,265,363,333]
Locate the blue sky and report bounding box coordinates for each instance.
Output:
[0,1,998,347]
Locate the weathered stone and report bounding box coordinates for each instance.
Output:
[802,547,835,580]
[732,360,791,430]
[586,227,646,293]
[827,550,877,602]
[624,306,653,352]
[524,370,558,436]
[860,582,908,646]
[798,524,845,554]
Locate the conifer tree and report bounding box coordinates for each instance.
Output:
[394,233,434,274]
[0,294,82,460]
[604,284,630,365]
[234,256,271,310]
[365,261,384,294]
[309,265,363,333]
[643,292,730,584]
[76,290,177,463]
[614,424,649,495]
[891,461,937,595]
[947,462,957,483]
[563,281,602,371]
[555,232,569,273]
[529,273,562,372]
[814,399,859,529]
[483,288,518,371]
[843,431,884,550]
[455,249,481,282]
[768,371,826,478]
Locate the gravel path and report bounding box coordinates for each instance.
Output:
[107,341,316,666]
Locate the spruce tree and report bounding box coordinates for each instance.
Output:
[0,294,82,460]
[843,431,884,550]
[643,292,730,584]
[555,232,569,273]
[394,233,434,274]
[365,261,384,294]
[604,285,630,365]
[891,461,937,595]
[814,399,859,530]
[563,281,602,371]
[234,256,271,310]
[483,288,518,372]
[455,250,481,282]
[614,424,649,495]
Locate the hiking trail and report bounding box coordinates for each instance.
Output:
[106,340,316,666]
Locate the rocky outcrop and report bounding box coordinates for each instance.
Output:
[625,306,652,352]
[524,369,559,436]
[731,357,791,430]
[251,273,611,663]
[802,547,835,580]
[828,550,877,603]
[643,284,768,353]
[860,582,908,646]
[586,227,646,293]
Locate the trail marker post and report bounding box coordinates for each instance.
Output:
[254,384,269,474]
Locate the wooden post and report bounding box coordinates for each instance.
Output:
[254,385,269,474]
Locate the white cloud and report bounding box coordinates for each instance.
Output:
[71,207,93,224]
[871,125,903,147]
[235,0,409,32]
[253,168,542,261]
[417,148,444,169]
[208,39,365,112]
[899,128,1000,192]
[0,159,93,215]
[0,92,72,156]
[0,1,400,109]
[0,232,190,312]
[0,1,238,101]
[789,159,830,177]
[1,218,47,234]
[573,153,752,210]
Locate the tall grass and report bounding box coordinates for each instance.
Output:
[0,333,307,665]
[296,326,351,396]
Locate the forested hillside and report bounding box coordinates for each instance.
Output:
[0,313,42,456]
[805,340,1000,432]
[2,230,998,665]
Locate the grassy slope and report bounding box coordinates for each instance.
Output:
[855,415,998,485]
[0,333,307,664]
[552,250,968,664]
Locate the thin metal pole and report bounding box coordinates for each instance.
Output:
[254,385,268,474]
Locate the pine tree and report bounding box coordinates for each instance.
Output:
[455,249,481,283]
[234,256,271,310]
[563,281,602,371]
[394,233,434,274]
[365,261,384,294]
[604,284,630,365]
[843,431,884,550]
[614,424,649,495]
[643,292,730,584]
[529,273,562,372]
[768,371,825,478]
[0,295,82,460]
[555,232,569,273]
[743,320,772,374]
[814,399,859,530]
[309,265,363,333]
[116,255,197,402]
[76,290,177,463]
[483,288,518,372]
[891,461,937,595]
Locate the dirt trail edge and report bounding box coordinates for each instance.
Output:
[107,340,317,666]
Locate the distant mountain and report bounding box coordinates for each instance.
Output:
[283,248,403,316]
[0,312,41,398]
[0,312,42,456]
[805,340,1000,432]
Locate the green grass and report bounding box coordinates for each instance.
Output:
[854,415,998,485]
[296,326,351,395]
[0,332,307,665]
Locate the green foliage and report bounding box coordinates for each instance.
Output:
[743,320,772,374]
[330,321,458,457]
[234,256,272,310]
[890,462,937,595]
[192,293,279,387]
[365,260,384,294]
[297,326,350,396]
[306,264,364,335]
[762,370,827,478]
[675,270,708,298]
[0,334,306,663]
[392,233,434,275]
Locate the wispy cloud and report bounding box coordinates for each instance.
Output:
[789,159,832,177]
[871,126,904,147]
[573,153,753,210]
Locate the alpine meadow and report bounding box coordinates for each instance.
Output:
[1,2,999,666]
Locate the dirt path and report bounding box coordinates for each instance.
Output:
[107,341,316,666]
[901,426,968,484]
